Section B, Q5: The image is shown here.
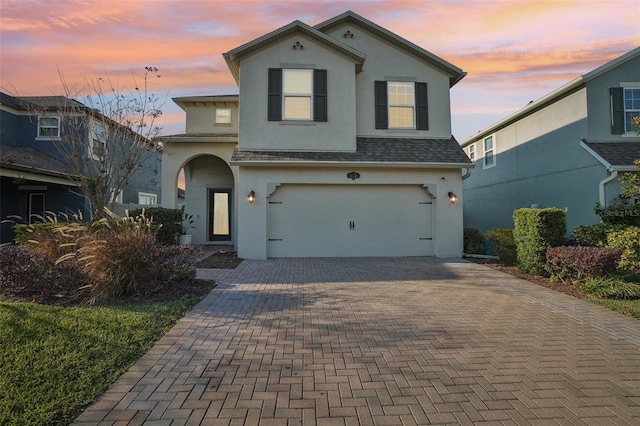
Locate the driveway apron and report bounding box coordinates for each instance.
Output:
[74,257,640,425]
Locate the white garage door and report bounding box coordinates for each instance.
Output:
[267,184,433,257]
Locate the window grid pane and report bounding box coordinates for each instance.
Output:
[283,70,312,94]
[215,108,231,124]
[624,89,640,132]
[284,96,311,120]
[389,106,414,128]
[387,82,415,128]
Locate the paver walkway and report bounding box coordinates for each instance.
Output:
[74,258,640,425]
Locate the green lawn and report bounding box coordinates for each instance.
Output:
[589,298,640,320]
[0,299,200,426]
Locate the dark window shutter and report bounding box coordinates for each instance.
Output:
[268,68,282,121]
[375,81,388,129]
[314,69,327,122]
[415,82,429,130]
[610,87,624,134]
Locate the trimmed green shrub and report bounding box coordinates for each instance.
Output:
[545,246,621,282]
[463,228,485,254]
[513,208,566,275]
[485,228,517,265]
[607,226,640,272]
[594,198,640,226]
[572,223,627,247]
[581,276,640,299]
[129,207,182,245]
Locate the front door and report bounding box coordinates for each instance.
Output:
[208,189,231,242]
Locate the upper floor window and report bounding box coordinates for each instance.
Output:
[268,68,327,122]
[611,85,640,134]
[468,144,476,161]
[375,81,428,130]
[37,115,60,139]
[90,121,106,160]
[138,192,157,205]
[483,135,495,168]
[388,82,415,128]
[624,88,640,133]
[283,69,313,120]
[215,108,231,124]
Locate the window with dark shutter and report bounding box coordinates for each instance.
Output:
[375,81,388,129]
[610,87,624,134]
[415,82,429,130]
[268,68,282,121]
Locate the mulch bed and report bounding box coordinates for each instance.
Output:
[196,251,243,269]
[467,257,587,299]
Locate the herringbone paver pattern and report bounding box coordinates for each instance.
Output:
[74,258,640,425]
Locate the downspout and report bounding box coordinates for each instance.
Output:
[599,169,618,206]
[462,168,471,180]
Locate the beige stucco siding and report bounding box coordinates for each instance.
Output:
[323,24,453,139]
[238,33,358,152]
[185,103,239,135]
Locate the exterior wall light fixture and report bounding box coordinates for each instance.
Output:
[248,190,255,204]
[448,191,457,204]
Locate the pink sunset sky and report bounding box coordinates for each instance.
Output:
[1,0,638,141]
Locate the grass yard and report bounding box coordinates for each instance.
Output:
[0,299,200,426]
[590,298,640,320]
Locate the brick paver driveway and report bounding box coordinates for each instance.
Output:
[74,258,640,425]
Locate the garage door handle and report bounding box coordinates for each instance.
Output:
[349,221,355,230]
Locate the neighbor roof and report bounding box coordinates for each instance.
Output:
[581,140,640,171]
[0,146,78,180]
[461,47,640,147]
[314,11,466,87]
[172,95,239,111]
[231,137,473,167]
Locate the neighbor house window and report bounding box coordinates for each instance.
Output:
[483,135,495,168]
[468,144,475,161]
[268,68,327,122]
[375,81,428,130]
[90,121,106,160]
[215,108,231,124]
[138,192,157,205]
[37,115,60,139]
[110,188,123,204]
[624,88,640,133]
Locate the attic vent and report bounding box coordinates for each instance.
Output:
[343,30,354,38]
[292,41,304,50]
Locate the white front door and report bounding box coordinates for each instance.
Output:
[267,184,433,257]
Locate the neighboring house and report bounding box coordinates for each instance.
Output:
[161,11,471,259]
[461,47,640,235]
[0,92,161,243]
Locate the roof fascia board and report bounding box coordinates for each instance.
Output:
[230,160,473,168]
[580,139,613,169]
[314,11,465,87]
[223,20,366,84]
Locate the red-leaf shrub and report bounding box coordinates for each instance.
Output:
[545,246,622,282]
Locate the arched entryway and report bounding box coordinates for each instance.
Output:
[179,154,235,245]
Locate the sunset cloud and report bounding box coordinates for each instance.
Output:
[1,0,638,140]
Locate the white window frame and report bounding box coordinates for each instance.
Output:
[468,144,476,161]
[215,108,232,124]
[483,135,496,169]
[90,121,106,160]
[388,82,416,129]
[622,85,640,134]
[282,69,313,121]
[37,115,60,139]
[138,192,157,205]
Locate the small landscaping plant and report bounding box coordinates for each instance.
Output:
[513,207,566,275]
[129,206,182,245]
[485,228,517,265]
[607,226,640,272]
[572,223,627,247]
[594,198,640,226]
[463,228,485,254]
[580,276,640,300]
[545,246,622,283]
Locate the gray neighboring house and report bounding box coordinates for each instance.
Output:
[461,47,640,235]
[0,92,162,243]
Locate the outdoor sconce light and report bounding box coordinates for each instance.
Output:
[448,191,457,204]
[247,190,255,204]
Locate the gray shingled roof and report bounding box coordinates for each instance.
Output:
[583,141,640,167]
[0,146,77,179]
[231,137,472,165]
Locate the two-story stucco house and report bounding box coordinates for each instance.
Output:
[461,47,640,235]
[0,92,162,243]
[161,11,471,259]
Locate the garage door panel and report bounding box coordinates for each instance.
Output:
[267,184,433,257]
